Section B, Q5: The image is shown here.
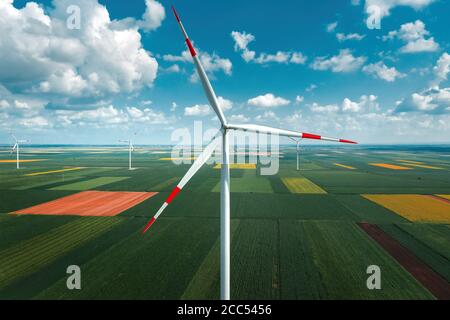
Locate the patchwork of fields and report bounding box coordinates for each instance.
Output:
[0,145,449,299]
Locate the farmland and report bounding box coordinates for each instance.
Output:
[0,144,449,299]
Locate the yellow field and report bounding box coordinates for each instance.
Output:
[0,159,47,163]
[436,194,450,201]
[24,167,85,177]
[363,194,450,223]
[403,164,443,170]
[214,163,256,170]
[369,163,412,170]
[334,163,356,170]
[398,160,424,164]
[281,177,327,194]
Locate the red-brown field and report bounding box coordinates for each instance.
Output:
[13,191,158,217]
[358,223,450,300]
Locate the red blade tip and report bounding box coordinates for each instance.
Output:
[142,217,156,234]
[339,139,357,144]
[172,6,180,22]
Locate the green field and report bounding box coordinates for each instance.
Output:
[0,145,449,299]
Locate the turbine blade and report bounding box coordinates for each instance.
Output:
[228,123,357,144]
[142,132,221,234]
[171,6,227,126]
[10,133,17,142]
[11,143,17,153]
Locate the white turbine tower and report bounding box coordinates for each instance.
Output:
[119,139,134,170]
[289,137,302,171]
[142,7,357,300]
[10,133,28,169]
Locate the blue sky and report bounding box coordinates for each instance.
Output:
[0,0,449,145]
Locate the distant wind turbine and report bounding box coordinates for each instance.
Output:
[142,7,357,300]
[119,138,135,170]
[10,133,28,169]
[289,137,302,171]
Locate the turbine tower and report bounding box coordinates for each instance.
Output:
[143,7,357,300]
[290,137,302,171]
[119,139,134,170]
[10,133,28,169]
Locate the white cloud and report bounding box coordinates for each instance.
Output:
[255,111,279,122]
[217,96,233,111]
[248,93,290,108]
[396,86,450,114]
[228,114,249,123]
[170,102,177,112]
[126,106,169,124]
[56,105,127,127]
[309,103,340,113]
[336,33,365,41]
[311,49,366,73]
[363,61,405,82]
[231,31,307,65]
[290,52,308,64]
[19,116,50,128]
[164,48,232,82]
[231,31,255,51]
[184,104,211,116]
[165,64,181,73]
[364,0,436,21]
[138,0,166,32]
[342,95,380,113]
[308,95,379,114]
[433,52,450,83]
[295,95,304,105]
[326,22,338,33]
[383,20,439,53]
[0,0,158,98]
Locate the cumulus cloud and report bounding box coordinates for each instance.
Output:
[231,31,307,65]
[248,93,290,108]
[295,95,304,105]
[383,20,439,53]
[217,96,233,111]
[126,106,169,124]
[311,49,366,73]
[308,95,380,114]
[326,22,338,33]
[363,61,405,82]
[395,86,450,114]
[184,104,211,116]
[163,48,232,82]
[433,52,450,84]
[53,103,171,128]
[255,110,279,122]
[342,95,380,113]
[0,0,158,101]
[336,33,365,41]
[364,0,436,21]
[309,103,340,113]
[228,114,249,123]
[138,0,166,32]
[56,105,127,127]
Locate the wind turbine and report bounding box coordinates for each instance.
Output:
[10,133,28,169]
[119,139,134,170]
[289,137,302,171]
[142,7,357,300]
